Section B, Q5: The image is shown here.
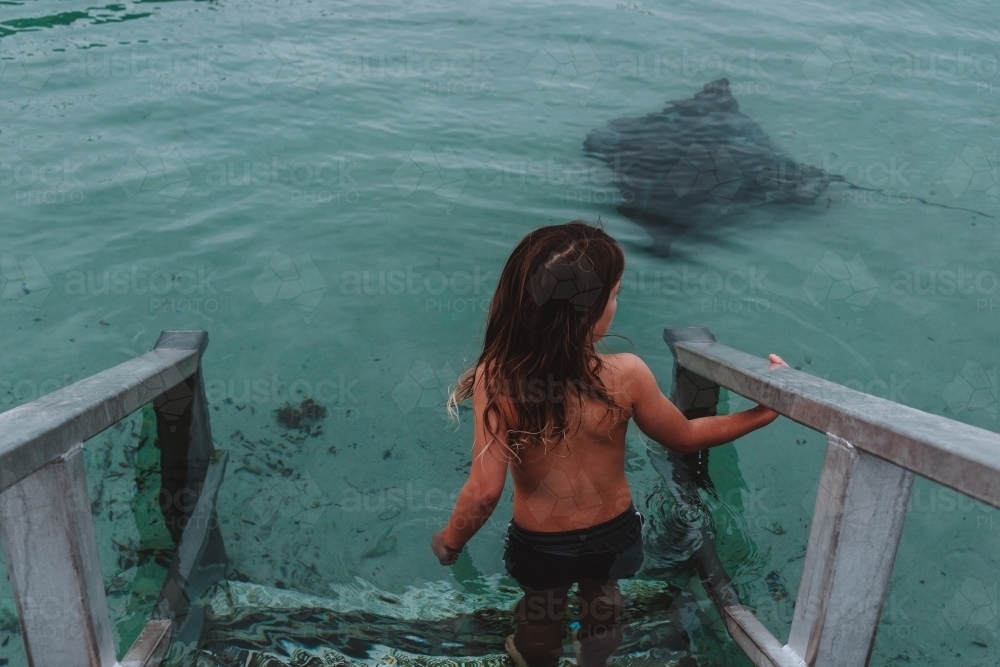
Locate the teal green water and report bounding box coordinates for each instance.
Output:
[1,0,999,664]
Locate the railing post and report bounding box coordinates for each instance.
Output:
[150,331,227,641]
[660,328,741,601]
[787,434,914,667]
[664,327,721,418]
[660,327,807,667]
[0,443,118,667]
[152,332,220,555]
[663,326,721,491]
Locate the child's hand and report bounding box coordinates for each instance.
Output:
[431,529,461,566]
[768,354,788,369]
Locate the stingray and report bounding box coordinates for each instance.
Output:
[584,78,991,256]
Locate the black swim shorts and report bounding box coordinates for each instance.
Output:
[503,504,645,591]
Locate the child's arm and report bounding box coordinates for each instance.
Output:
[623,353,785,453]
[431,372,509,565]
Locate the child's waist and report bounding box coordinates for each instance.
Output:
[506,503,643,554]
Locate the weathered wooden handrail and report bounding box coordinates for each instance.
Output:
[662,326,1000,667]
[671,332,1000,509]
[0,330,224,667]
[0,347,199,493]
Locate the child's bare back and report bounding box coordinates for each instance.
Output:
[508,352,634,532]
[510,350,781,533]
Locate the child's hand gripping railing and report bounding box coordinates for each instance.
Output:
[0,331,226,667]
[657,327,1000,667]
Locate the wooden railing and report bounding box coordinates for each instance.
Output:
[659,327,1000,667]
[0,331,227,667]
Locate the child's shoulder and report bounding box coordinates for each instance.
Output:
[599,352,652,381]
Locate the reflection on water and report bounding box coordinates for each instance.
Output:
[0,3,156,39]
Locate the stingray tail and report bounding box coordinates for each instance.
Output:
[829,175,995,219]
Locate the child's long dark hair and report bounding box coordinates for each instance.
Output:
[449,221,626,458]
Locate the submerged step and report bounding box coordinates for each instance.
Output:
[170,578,701,667]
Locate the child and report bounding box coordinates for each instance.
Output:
[431,221,785,667]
